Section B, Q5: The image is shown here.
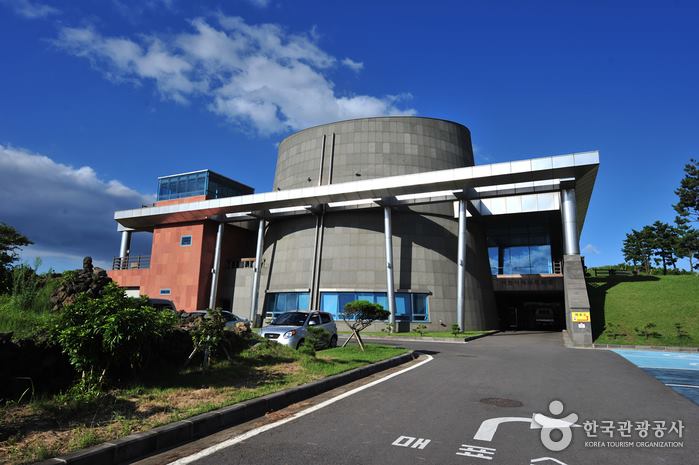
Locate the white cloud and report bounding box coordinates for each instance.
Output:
[1,0,59,18]
[582,243,601,255]
[245,0,271,7]
[341,57,364,72]
[0,144,153,266]
[53,15,415,135]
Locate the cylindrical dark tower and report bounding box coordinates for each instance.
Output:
[257,116,496,330]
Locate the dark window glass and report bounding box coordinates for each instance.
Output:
[270,312,308,326]
[264,292,310,318]
[486,223,553,275]
[338,293,355,315]
[412,294,428,321]
[319,291,428,322]
[488,247,499,275]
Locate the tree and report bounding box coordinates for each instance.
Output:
[623,230,645,272]
[675,218,699,272]
[0,222,32,293]
[649,221,679,274]
[54,283,177,386]
[674,158,699,223]
[622,228,653,273]
[340,300,390,351]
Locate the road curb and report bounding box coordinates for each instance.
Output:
[464,330,501,342]
[562,330,699,352]
[346,331,500,344]
[37,350,417,465]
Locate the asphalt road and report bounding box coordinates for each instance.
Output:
[162,332,699,465]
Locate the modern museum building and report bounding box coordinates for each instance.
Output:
[108,116,599,345]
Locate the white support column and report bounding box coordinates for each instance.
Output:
[208,222,225,310]
[561,188,580,255]
[119,230,131,269]
[250,219,266,323]
[383,206,396,327]
[456,199,467,330]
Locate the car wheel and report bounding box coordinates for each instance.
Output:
[330,335,338,348]
[296,339,305,350]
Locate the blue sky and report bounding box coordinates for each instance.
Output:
[0,0,697,271]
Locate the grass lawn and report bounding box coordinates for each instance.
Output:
[340,330,496,339]
[588,274,699,347]
[0,296,53,340]
[0,343,407,465]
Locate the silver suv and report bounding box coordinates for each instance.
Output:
[259,311,338,349]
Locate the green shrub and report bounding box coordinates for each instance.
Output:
[451,323,460,336]
[605,322,627,340]
[188,308,228,369]
[634,322,662,340]
[306,325,333,351]
[11,263,41,311]
[413,324,428,337]
[298,339,316,357]
[342,300,390,323]
[341,300,390,351]
[53,283,178,385]
[674,322,692,344]
[380,321,394,334]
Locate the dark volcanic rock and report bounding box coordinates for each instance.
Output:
[50,256,113,312]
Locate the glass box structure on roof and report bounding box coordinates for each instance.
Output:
[157,170,253,201]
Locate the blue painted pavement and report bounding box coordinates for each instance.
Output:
[614,349,699,405]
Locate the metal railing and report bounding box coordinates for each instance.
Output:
[112,255,151,270]
[552,261,563,274]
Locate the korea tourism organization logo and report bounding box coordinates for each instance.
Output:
[531,399,685,452]
[391,398,686,465]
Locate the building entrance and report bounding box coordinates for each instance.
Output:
[495,292,565,331]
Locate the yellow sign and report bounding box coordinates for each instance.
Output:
[572,312,591,323]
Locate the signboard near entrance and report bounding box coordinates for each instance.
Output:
[571,311,591,323]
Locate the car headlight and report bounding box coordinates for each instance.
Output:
[283,330,297,338]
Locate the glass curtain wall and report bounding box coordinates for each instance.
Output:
[157,171,251,201]
[487,224,552,275]
[319,291,429,322]
[263,292,310,318]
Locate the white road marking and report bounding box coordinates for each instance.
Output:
[167,354,434,465]
[531,457,568,465]
[473,417,532,441]
[456,444,496,460]
[392,435,431,449]
[637,366,699,371]
[666,383,699,389]
[474,415,581,442]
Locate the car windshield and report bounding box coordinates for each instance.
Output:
[270,312,308,326]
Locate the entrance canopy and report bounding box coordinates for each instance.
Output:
[114,151,599,232]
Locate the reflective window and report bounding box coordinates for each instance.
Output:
[412,294,428,321]
[157,170,252,201]
[487,224,553,275]
[319,291,429,322]
[263,292,310,318]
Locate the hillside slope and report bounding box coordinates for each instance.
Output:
[588,275,699,346]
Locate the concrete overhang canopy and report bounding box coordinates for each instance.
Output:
[115,151,599,235]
